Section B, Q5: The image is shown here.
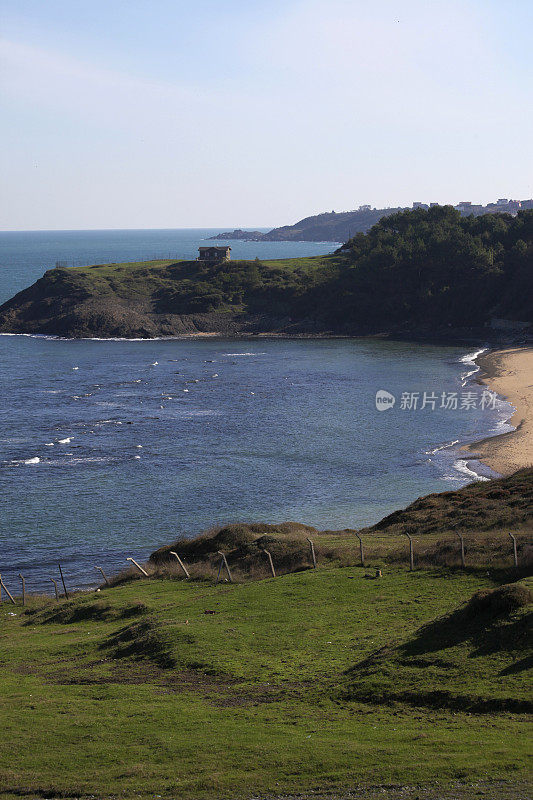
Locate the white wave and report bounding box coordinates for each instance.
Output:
[458,347,488,365]
[44,442,54,446]
[426,439,459,456]
[223,352,266,356]
[453,459,489,481]
[57,437,71,444]
[0,333,58,339]
[72,366,79,370]
[24,457,40,464]
[459,347,488,386]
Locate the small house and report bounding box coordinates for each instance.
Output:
[197,246,231,264]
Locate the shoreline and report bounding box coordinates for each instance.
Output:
[462,347,533,476]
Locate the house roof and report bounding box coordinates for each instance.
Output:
[198,246,231,251]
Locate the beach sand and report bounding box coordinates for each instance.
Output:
[464,347,533,476]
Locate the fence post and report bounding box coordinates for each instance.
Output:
[58,564,69,599]
[508,533,518,567]
[404,533,414,571]
[19,574,25,606]
[0,575,16,605]
[307,538,317,568]
[126,557,149,577]
[455,532,465,568]
[355,533,365,567]
[217,551,233,583]
[50,578,59,600]
[263,549,276,578]
[170,551,190,579]
[95,566,109,586]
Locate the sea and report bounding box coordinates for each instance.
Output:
[0,229,515,594]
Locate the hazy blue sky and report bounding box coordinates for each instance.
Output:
[1,0,532,230]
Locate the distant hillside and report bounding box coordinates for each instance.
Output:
[210,198,533,243]
[210,207,406,242]
[0,206,531,338]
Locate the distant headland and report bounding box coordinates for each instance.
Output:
[210,197,533,243]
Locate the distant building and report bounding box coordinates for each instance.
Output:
[497,198,509,205]
[358,204,371,212]
[412,202,428,209]
[197,246,231,263]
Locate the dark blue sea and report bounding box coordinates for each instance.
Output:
[0,229,513,594]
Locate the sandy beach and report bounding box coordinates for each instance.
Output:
[464,347,533,476]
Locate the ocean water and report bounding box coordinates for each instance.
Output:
[0,230,514,594]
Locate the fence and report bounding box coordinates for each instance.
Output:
[1,530,530,605]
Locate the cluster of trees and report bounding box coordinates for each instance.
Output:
[329,206,533,329]
[158,207,532,330]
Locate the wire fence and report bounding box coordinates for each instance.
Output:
[1,530,530,605]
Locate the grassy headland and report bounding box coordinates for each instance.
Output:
[1,470,532,799]
[0,206,531,338]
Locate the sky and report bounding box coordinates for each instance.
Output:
[1,0,532,230]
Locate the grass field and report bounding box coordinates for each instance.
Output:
[0,558,531,799]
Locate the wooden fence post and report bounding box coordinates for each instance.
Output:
[404,533,414,571]
[95,566,109,585]
[217,551,233,583]
[263,549,276,578]
[0,576,16,605]
[169,551,190,579]
[307,538,317,568]
[58,563,69,599]
[19,574,25,606]
[126,557,149,577]
[509,533,518,567]
[50,578,59,600]
[455,533,465,568]
[355,533,365,567]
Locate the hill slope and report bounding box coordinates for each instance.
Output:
[0,206,531,338]
[1,564,531,799]
[364,468,533,537]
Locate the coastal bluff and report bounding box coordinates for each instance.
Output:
[1,207,531,339]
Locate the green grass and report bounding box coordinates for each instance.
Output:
[60,254,342,314]
[0,564,531,799]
